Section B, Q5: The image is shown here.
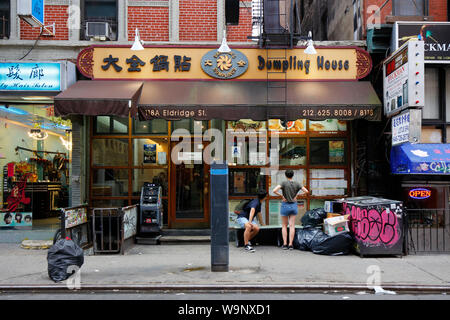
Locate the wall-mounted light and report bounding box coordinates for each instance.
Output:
[131,28,145,51]
[218,30,231,53]
[304,32,317,55]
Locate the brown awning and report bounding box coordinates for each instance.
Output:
[138,80,382,121]
[54,81,143,118]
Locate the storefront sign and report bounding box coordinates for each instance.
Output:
[392,109,421,146]
[77,46,372,81]
[383,40,425,117]
[394,22,450,64]
[201,49,249,79]
[0,62,61,91]
[408,188,431,200]
[138,105,380,121]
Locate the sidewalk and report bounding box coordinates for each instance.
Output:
[0,243,449,292]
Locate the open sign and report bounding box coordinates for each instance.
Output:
[409,188,432,200]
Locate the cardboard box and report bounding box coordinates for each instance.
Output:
[323,214,350,236]
[327,213,341,219]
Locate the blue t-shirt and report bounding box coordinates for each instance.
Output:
[237,199,261,220]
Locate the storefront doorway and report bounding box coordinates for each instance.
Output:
[169,142,209,228]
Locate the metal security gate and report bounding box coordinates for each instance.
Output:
[406,209,450,254]
[92,208,123,254]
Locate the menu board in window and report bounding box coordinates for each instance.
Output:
[268,119,306,134]
[309,119,347,133]
[310,169,347,196]
[227,120,266,132]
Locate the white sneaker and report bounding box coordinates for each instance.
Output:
[244,244,255,252]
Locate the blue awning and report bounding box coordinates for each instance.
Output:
[391,143,450,174]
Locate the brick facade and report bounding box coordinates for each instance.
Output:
[179,0,217,41]
[128,6,169,41]
[20,5,69,40]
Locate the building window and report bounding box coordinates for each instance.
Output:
[421,126,443,143]
[0,0,9,39]
[393,0,426,16]
[81,0,118,41]
[94,116,128,135]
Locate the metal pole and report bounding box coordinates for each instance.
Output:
[210,162,229,272]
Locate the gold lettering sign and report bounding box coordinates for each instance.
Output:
[77,46,372,81]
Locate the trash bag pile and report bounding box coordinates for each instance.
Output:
[294,208,354,256]
[47,238,84,282]
[293,227,354,256]
[300,208,327,228]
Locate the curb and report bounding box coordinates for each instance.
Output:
[1,283,450,294]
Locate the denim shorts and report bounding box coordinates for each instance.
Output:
[236,217,258,228]
[280,202,298,217]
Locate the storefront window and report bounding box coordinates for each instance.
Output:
[132,138,169,166]
[277,138,306,166]
[269,169,306,196]
[91,199,129,208]
[310,138,346,165]
[421,127,442,143]
[227,120,267,166]
[133,119,168,135]
[229,168,266,196]
[172,119,207,134]
[94,116,128,134]
[92,168,128,197]
[92,139,129,166]
[132,169,168,196]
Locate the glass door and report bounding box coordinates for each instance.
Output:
[169,142,209,228]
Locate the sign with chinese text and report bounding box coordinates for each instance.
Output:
[0,62,61,91]
[77,46,372,81]
[383,40,425,117]
[394,22,450,64]
[392,109,421,146]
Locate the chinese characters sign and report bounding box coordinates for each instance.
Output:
[0,62,61,91]
[79,46,371,81]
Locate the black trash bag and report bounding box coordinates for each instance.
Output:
[310,232,354,256]
[293,227,322,251]
[47,238,84,282]
[301,208,327,227]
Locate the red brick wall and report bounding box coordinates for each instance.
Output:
[128,6,169,41]
[20,5,69,40]
[179,0,217,41]
[429,0,448,21]
[364,0,447,25]
[227,6,253,42]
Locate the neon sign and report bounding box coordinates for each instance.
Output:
[409,188,432,200]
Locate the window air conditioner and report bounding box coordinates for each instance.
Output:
[85,22,111,40]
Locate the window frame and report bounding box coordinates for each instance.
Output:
[0,0,10,39]
[80,0,118,41]
[392,0,427,17]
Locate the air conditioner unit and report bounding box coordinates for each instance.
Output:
[18,0,45,27]
[85,22,111,40]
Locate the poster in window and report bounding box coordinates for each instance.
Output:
[143,144,157,164]
[329,141,345,163]
[227,120,265,132]
[309,119,347,132]
[1,212,32,227]
[233,171,246,193]
[269,119,306,133]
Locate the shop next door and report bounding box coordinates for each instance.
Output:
[169,142,210,228]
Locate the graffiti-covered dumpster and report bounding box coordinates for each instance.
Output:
[341,197,405,257]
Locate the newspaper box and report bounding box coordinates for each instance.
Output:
[323,215,349,237]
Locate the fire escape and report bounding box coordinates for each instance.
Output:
[248,0,307,120]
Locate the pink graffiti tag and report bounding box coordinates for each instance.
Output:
[344,203,400,247]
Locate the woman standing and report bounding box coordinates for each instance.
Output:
[272,170,309,250]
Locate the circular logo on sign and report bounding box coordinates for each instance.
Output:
[201,49,249,79]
